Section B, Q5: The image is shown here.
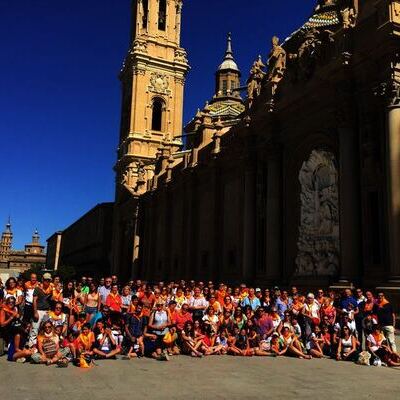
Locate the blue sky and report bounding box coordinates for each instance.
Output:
[0,0,314,249]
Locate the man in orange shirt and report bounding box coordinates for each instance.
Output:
[105,285,122,313]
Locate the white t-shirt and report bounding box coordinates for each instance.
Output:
[4,289,22,301]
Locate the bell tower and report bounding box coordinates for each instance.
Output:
[116,0,189,195]
[0,218,13,265]
[112,0,189,279]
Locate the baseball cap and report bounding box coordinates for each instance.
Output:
[43,273,52,280]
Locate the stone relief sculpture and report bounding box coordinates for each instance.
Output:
[246,56,266,109]
[266,36,287,96]
[295,150,340,277]
[149,72,170,94]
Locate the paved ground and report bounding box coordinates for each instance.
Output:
[0,354,399,400]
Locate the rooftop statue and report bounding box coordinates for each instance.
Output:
[267,36,287,97]
[246,55,266,109]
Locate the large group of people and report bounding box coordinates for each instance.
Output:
[0,273,399,368]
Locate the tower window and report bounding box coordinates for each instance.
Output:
[142,0,148,29]
[151,98,165,131]
[158,0,167,31]
[222,80,227,95]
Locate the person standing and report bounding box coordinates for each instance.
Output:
[98,277,112,306]
[29,273,53,347]
[23,273,39,322]
[374,292,397,352]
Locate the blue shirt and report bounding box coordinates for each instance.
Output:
[339,296,358,311]
[275,297,293,319]
[241,296,261,311]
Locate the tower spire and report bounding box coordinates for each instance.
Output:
[218,32,240,72]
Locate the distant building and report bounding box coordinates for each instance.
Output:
[46,203,113,277]
[0,219,46,277]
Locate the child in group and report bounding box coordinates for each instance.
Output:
[93,320,121,360]
[62,330,78,361]
[215,330,229,354]
[76,323,95,357]
[163,326,180,356]
[248,326,272,356]
[306,325,324,358]
[228,328,253,356]
[71,312,87,335]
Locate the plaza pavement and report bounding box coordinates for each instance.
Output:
[0,354,399,400]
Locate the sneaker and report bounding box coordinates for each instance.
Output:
[16,357,26,363]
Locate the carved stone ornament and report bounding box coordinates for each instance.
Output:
[295,150,340,277]
[132,39,148,54]
[133,66,146,76]
[175,48,188,63]
[149,72,171,94]
[374,80,400,107]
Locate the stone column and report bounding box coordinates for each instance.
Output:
[242,129,257,282]
[385,82,400,281]
[242,164,257,282]
[265,148,282,282]
[338,121,362,283]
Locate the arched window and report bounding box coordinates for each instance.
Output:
[158,0,167,31]
[151,98,164,131]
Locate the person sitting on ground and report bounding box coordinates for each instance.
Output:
[306,325,325,358]
[92,320,121,359]
[61,330,78,361]
[180,321,203,357]
[320,324,332,357]
[7,322,33,363]
[215,330,229,354]
[336,326,358,362]
[76,323,95,358]
[163,325,180,356]
[280,326,311,359]
[228,327,253,356]
[31,321,69,365]
[366,325,400,367]
[248,326,272,356]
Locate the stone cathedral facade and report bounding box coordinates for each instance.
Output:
[110,0,400,292]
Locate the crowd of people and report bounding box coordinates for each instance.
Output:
[0,273,399,368]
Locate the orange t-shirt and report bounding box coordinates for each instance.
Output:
[106,293,122,312]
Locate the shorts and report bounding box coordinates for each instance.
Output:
[85,306,98,315]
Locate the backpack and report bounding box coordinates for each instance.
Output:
[357,351,371,366]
